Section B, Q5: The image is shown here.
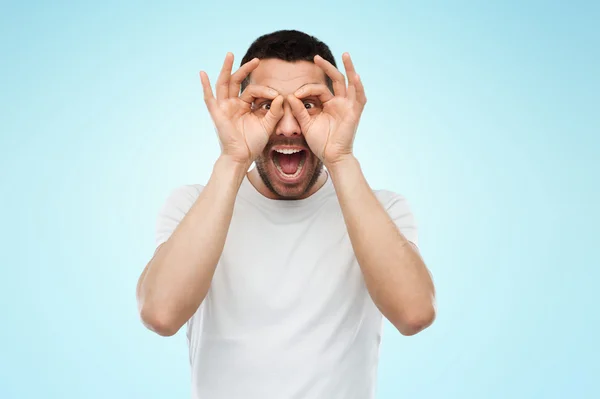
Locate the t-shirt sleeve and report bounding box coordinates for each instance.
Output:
[379,191,419,247]
[155,184,203,248]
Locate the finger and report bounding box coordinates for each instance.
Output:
[342,52,358,91]
[262,95,284,132]
[229,58,260,98]
[239,84,279,104]
[347,80,356,103]
[293,83,335,104]
[288,94,312,131]
[216,52,234,101]
[354,74,367,106]
[199,71,217,113]
[314,54,346,97]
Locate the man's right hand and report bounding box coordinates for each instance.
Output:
[200,53,284,166]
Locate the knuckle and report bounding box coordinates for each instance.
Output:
[230,71,243,83]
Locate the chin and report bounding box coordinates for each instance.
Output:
[256,147,323,200]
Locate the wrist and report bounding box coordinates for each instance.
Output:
[325,153,358,175]
[213,155,250,187]
[217,153,251,170]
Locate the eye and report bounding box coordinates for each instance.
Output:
[304,101,315,109]
[253,101,271,111]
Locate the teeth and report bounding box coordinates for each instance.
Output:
[275,148,302,155]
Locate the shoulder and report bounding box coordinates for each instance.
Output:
[160,184,205,211]
[373,188,419,245]
[168,183,205,199]
[373,188,411,211]
[155,184,205,247]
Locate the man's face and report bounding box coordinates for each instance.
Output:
[248,59,327,200]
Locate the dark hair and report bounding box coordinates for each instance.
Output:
[240,29,336,93]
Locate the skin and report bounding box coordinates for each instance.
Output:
[246,58,328,199]
[136,52,436,337]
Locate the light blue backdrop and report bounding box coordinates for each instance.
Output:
[1,1,598,398]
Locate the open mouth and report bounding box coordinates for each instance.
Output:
[271,148,308,181]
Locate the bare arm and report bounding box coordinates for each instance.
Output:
[289,53,436,336]
[328,156,436,336]
[137,53,284,336]
[137,156,248,336]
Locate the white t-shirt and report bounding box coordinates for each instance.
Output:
[155,172,418,399]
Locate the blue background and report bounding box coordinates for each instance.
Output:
[1,1,598,398]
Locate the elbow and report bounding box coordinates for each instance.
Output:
[393,302,436,336]
[138,302,182,337]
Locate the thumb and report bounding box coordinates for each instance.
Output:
[287,94,312,131]
[262,95,284,131]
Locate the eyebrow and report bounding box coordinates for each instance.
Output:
[262,82,324,93]
[297,82,323,90]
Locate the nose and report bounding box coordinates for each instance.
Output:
[275,102,301,137]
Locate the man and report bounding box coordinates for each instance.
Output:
[136,30,436,398]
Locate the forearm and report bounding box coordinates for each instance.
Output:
[328,156,435,335]
[138,155,249,336]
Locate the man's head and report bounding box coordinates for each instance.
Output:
[240,30,336,200]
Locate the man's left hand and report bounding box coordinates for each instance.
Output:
[288,53,367,167]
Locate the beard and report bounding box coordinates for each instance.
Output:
[254,136,325,200]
